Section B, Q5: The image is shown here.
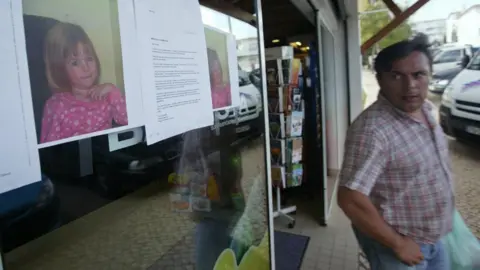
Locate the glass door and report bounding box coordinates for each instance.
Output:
[2,0,274,269]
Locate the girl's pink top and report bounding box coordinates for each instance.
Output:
[211,85,232,109]
[40,86,128,143]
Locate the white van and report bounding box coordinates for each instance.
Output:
[440,51,480,141]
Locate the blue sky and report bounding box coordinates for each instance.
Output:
[398,0,479,22]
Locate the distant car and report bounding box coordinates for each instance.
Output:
[213,68,263,135]
[473,47,480,55]
[432,44,474,73]
[249,68,262,89]
[429,67,463,94]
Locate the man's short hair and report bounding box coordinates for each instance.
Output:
[374,34,432,76]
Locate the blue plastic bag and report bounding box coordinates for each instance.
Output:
[442,209,480,270]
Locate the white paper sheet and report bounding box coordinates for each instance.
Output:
[0,0,41,193]
[135,0,214,145]
[227,33,240,108]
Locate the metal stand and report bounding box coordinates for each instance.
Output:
[273,186,296,228]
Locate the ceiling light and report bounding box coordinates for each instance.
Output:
[272,39,280,43]
[295,41,302,46]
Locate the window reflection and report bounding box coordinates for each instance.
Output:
[4,2,270,270]
[172,6,270,270]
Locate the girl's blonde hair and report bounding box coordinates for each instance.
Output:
[44,22,100,92]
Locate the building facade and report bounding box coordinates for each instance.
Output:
[410,19,446,45]
[456,5,480,46]
[446,5,480,46]
[445,12,460,43]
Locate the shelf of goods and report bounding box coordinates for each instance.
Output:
[266,56,304,229]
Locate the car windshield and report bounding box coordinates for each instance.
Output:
[238,68,251,87]
[467,52,480,71]
[433,49,462,63]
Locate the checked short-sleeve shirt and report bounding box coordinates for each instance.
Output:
[339,95,454,244]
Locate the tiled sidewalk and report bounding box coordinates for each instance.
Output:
[275,196,360,270]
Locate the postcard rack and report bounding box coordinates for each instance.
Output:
[266,57,304,229]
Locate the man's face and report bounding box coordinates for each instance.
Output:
[377,51,430,113]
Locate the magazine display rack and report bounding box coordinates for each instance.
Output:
[266,56,304,229]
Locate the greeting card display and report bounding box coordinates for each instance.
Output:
[286,163,303,188]
[267,87,285,113]
[266,59,302,86]
[286,138,302,165]
[267,54,304,191]
[286,111,303,137]
[270,139,286,166]
[269,113,285,139]
[291,87,302,112]
[271,166,286,188]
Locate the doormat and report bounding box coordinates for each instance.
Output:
[274,230,310,270]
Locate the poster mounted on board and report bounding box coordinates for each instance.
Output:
[204,26,240,111]
[0,0,41,194]
[18,0,143,149]
[135,0,214,145]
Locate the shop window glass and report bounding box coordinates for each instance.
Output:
[200,7,230,33]
[2,1,271,270]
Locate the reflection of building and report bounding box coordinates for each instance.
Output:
[236,37,260,72]
[446,12,459,43]
[446,5,480,46]
[410,19,446,45]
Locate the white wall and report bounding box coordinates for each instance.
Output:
[307,0,362,173]
[411,19,446,43]
[445,16,458,43]
[319,24,349,173]
[333,26,349,170]
[344,0,363,123]
[457,8,480,46]
[320,26,339,171]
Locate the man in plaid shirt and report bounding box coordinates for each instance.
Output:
[338,36,454,270]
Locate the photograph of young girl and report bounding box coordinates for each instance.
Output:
[207,48,232,110]
[40,22,128,143]
[205,27,234,111]
[22,0,132,146]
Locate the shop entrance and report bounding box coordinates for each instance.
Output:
[259,0,329,227]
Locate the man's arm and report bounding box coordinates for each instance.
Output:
[337,187,402,250]
[337,124,401,248]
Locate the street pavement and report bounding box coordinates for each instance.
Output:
[362,69,480,237]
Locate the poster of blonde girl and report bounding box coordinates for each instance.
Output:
[40,22,128,144]
[21,0,142,147]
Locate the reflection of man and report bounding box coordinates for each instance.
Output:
[338,37,454,270]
